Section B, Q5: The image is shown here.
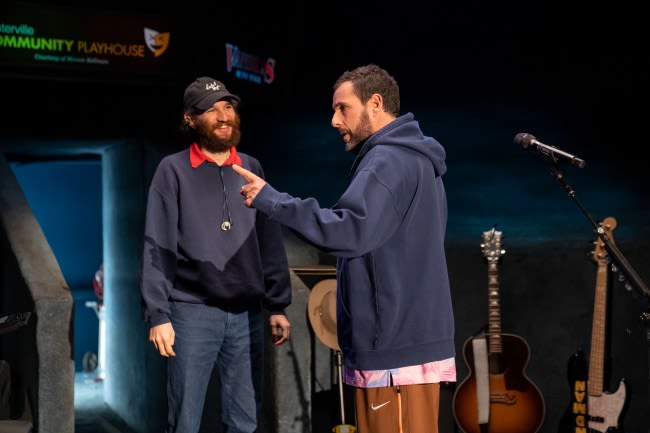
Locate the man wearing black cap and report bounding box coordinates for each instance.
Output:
[140,76,292,433]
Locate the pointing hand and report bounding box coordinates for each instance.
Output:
[232,164,267,207]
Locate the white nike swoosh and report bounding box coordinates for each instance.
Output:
[370,401,391,411]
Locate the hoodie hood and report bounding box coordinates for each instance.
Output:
[351,112,447,177]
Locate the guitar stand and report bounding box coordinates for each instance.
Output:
[332,350,356,433]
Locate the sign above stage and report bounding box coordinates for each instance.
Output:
[0,1,175,83]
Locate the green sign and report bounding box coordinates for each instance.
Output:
[0,2,174,81]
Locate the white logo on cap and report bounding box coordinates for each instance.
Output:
[206,81,221,91]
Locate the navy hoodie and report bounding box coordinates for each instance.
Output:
[140,148,291,327]
[252,113,455,370]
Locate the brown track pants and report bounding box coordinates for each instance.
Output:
[354,383,440,433]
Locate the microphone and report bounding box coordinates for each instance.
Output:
[514,132,586,168]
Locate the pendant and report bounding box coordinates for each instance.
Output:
[221,221,232,231]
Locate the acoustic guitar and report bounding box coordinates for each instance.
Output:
[453,227,545,433]
[559,216,626,433]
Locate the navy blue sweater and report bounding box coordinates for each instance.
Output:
[253,113,455,371]
[140,148,291,326]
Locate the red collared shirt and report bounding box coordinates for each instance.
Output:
[189,143,242,168]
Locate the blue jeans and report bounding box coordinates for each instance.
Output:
[167,302,264,433]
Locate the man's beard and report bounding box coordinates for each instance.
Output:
[345,109,373,152]
[195,116,242,153]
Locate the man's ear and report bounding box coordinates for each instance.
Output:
[183,113,193,126]
[370,93,383,112]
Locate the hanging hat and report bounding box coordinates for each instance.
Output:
[307,279,339,350]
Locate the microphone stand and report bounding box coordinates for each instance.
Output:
[549,164,649,300]
[549,162,650,408]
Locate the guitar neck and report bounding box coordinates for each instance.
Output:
[588,258,607,396]
[487,261,502,354]
[587,216,617,398]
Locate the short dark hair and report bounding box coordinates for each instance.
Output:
[333,64,400,116]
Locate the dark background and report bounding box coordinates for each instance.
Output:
[2,1,649,432]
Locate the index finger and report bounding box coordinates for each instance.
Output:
[232,164,254,181]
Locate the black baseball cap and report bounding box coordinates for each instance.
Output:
[183,76,241,112]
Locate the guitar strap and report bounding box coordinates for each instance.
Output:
[472,334,490,426]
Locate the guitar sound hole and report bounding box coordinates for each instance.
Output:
[488,353,506,374]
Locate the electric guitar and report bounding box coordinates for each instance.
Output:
[452,227,545,433]
[559,216,626,433]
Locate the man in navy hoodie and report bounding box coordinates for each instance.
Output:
[233,64,456,433]
[140,76,292,433]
